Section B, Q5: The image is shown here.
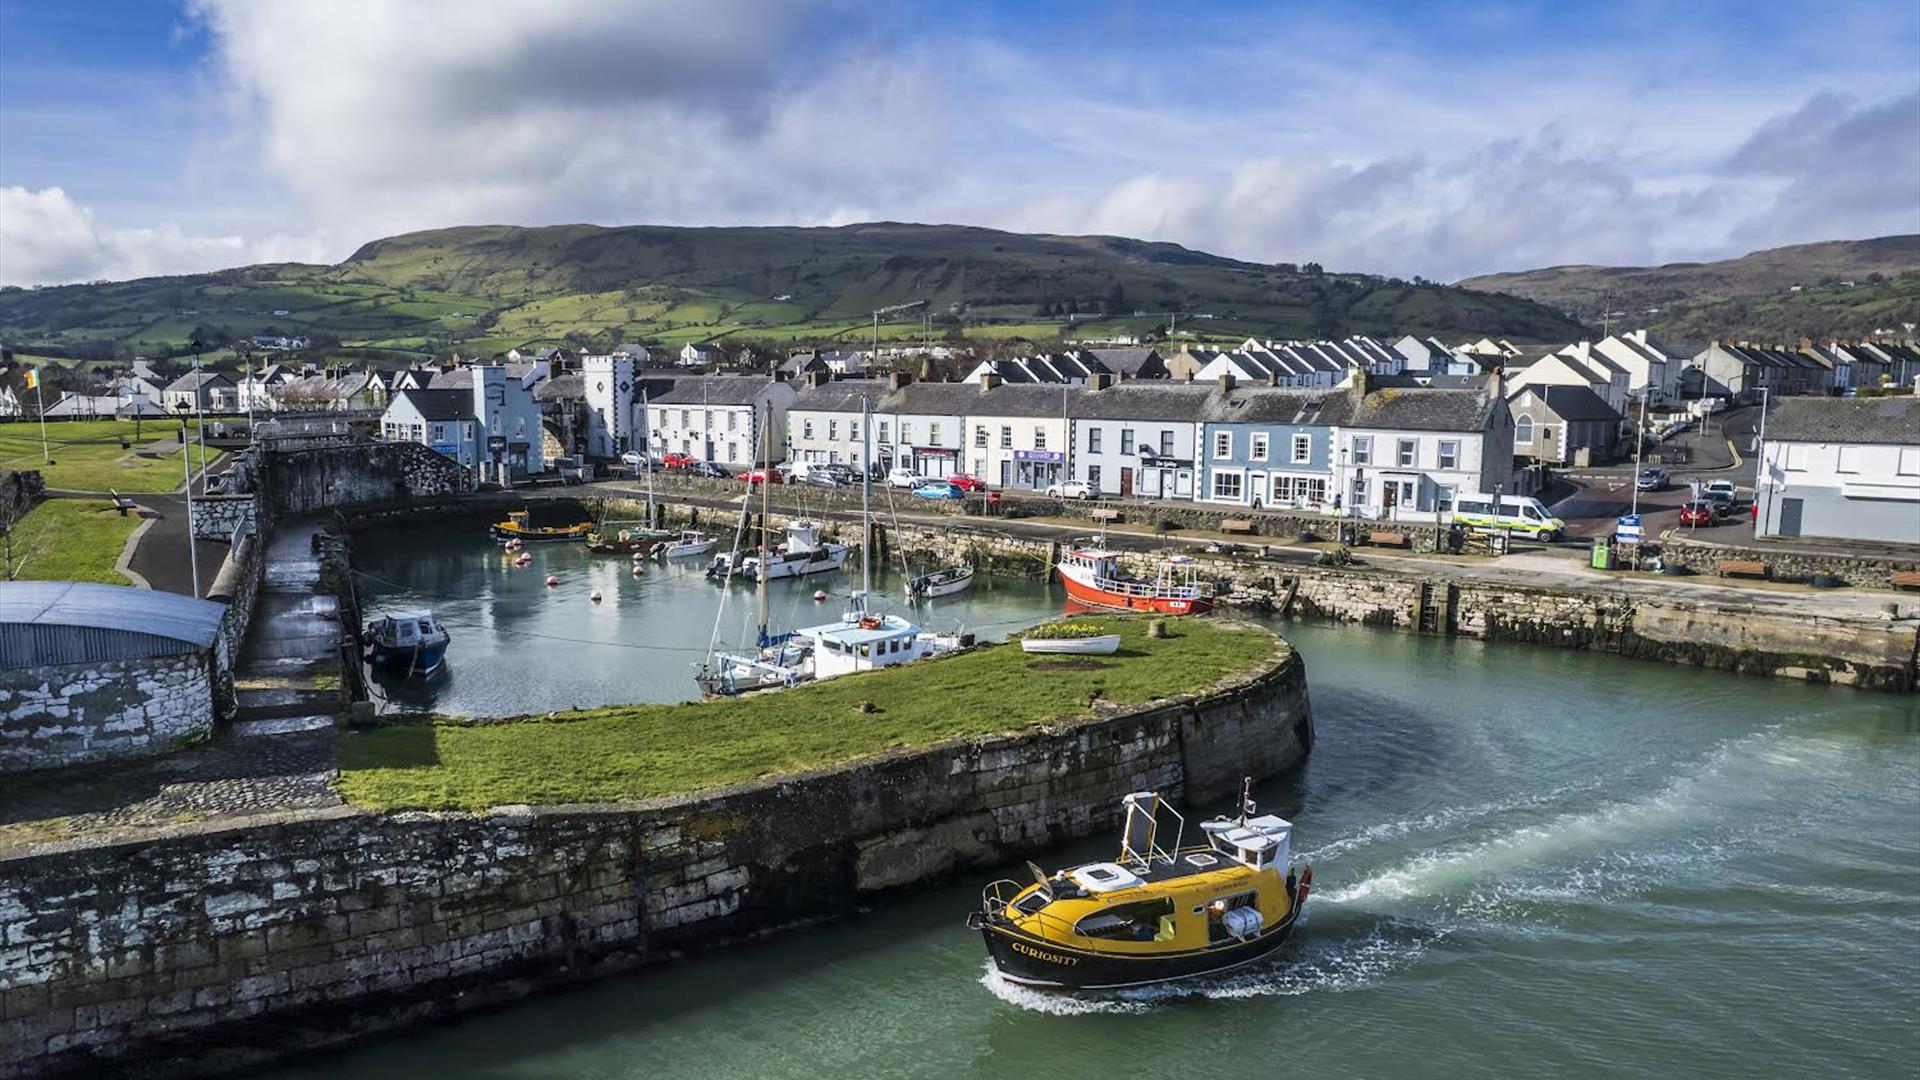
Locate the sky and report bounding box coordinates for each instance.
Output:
[1,0,1916,287]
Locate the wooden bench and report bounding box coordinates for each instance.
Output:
[1890,570,1920,591]
[1367,531,1411,549]
[1715,559,1768,579]
[1090,507,1121,522]
[1219,518,1255,535]
[107,490,137,516]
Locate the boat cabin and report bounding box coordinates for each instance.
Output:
[371,610,443,647]
[798,591,941,679]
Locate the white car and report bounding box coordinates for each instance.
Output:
[886,467,923,489]
[1045,480,1093,499]
[619,450,645,468]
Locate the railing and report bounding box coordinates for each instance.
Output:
[977,879,1078,938]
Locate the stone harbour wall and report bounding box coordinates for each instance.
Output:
[1657,535,1920,590]
[0,652,215,775]
[0,639,1310,1078]
[260,442,474,519]
[189,495,260,542]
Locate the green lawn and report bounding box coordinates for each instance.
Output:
[3,499,140,584]
[0,419,222,493]
[338,617,1284,812]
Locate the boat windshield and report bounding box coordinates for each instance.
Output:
[1073,898,1175,941]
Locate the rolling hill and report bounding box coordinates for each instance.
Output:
[0,222,1587,365]
[1459,235,1920,347]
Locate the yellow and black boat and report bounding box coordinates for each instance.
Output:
[490,509,592,543]
[970,784,1310,990]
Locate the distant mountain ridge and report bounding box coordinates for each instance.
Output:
[1459,235,1920,346]
[0,221,1586,364]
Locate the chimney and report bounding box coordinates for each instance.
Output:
[1091,373,1114,391]
[889,371,911,391]
[1267,372,1281,387]
[807,369,832,389]
[773,368,790,383]
[1217,372,1235,393]
[1351,366,1371,398]
[980,373,1002,391]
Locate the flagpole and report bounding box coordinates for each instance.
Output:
[34,378,47,463]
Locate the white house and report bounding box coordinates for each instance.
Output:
[648,376,795,466]
[1321,371,1517,519]
[678,343,720,368]
[947,380,1074,491]
[162,371,236,414]
[1590,330,1679,402]
[1507,344,1630,414]
[1069,378,1207,499]
[1754,396,1920,543]
[871,380,970,477]
[381,389,480,472]
[1194,343,1344,388]
[581,352,636,459]
[785,375,893,470]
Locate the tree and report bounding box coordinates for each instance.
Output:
[1106,281,1127,314]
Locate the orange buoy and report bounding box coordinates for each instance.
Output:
[813,589,828,601]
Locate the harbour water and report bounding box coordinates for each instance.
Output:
[319,523,1920,1078]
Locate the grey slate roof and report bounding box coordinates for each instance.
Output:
[1510,384,1622,422]
[164,370,234,392]
[650,376,774,407]
[1765,396,1920,446]
[1078,348,1162,376]
[1318,385,1499,433]
[0,581,225,669]
[896,381,1070,418]
[1070,383,1332,424]
[393,388,474,422]
[789,379,889,413]
[535,373,583,402]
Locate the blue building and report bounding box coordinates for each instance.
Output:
[1197,385,1337,511]
[380,364,545,485]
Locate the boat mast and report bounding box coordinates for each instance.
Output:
[757,398,771,646]
[640,387,656,527]
[861,393,872,597]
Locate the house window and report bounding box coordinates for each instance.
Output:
[803,420,814,439]
[850,420,860,440]
[1836,446,1860,474]
[930,422,942,445]
[1438,440,1459,469]
[1121,429,1135,454]
[1437,486,1456,512]
[1251,434,1269,461]
[1211,471,1243,501]
[879,421,891,444]
[1000,426,1013,448]
[1397,439,1415,467]
[1088,464,1102,490]
[901,422,913,444]
[1302,477,1328,505]
[1213,431,1232,459]
[1034,427,1047,450]
[1291,434,1311,464]
[1089,428,1103,453]
[829,420,838,441]
[975,425,987,448]
[728,412,738,431]
[1351,436,1371,464]
[1159,430,1175,456]
[679,409,689,427]
[1514,416,1534,445]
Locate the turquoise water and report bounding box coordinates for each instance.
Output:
[317,528,1920,1078]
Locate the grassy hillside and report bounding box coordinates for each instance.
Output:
[0,222,1588,365]
[1459,235,1920,347]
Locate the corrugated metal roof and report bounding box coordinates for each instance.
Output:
[0,582,224,670]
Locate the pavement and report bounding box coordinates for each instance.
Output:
[45,458,235,597]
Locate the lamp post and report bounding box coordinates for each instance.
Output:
[179,413,200,598]
[1754,387,1772,533]
[188,336,210,494]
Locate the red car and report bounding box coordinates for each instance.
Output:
[1678,500,1717,527]
[660,452,696,469]
[946,474,988,492]
[739,468,782,485]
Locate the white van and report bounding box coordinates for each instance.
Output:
[1443,493,1566,541]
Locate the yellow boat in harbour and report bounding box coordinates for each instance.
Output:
[490,509,592,543]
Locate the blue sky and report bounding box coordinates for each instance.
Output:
[2,0,1916,285]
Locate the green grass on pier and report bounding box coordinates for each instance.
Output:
[337,617,1285,812]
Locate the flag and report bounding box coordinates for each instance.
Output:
[23,368,37,390]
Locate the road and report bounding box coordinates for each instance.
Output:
[1549,405,1762,542]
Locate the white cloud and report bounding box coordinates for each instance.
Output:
[0,185,332,286]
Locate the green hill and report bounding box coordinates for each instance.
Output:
[1459,235,1920,347]
[0,222,1588,364]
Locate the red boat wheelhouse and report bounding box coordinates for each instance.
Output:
[1055,541,1213,615]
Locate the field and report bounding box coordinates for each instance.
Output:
[337,617,1282,811]
[2,499,140,584]
[0,419,221,493]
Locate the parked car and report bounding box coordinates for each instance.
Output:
[739,468,782,485]
[1704,480,1739,507]
[1044,480,1094,499]
[886,466,924,489]
[661,452,696,470]
[946,474,988,492]
[1635,466,1668,491]
[805,471,848,488]
[619,450,645,468]
[689,461,730,479]
[1678,500,1718,527]
[912,481,964,500]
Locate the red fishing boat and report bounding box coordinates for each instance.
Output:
[1055,540,1213,615]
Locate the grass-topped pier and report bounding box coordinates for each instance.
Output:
[339,616,1287,812]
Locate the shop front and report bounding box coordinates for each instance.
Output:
[1007,449,1065,490]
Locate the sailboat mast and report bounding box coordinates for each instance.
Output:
[757,397,771,644]
[640,387,655,527]
[861,394,871,596]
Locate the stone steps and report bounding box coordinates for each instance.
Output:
[230,714,336,737]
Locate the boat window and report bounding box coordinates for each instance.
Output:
[859,643,871,657]
[1014,892,1051,916]
[1073,898,1175,941]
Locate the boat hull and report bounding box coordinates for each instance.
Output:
[492,526,590,543]
[977,906,1300,990]
[1020,635,1121,655]
[908,567,975,598]
[1058,571,1211,615]
[365,641,448,676]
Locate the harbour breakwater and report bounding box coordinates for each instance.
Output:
[588,496,1918,692]
[0,633,1310,1078]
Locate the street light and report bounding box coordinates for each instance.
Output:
[188,336,210,494]
[1754,387,1772,533]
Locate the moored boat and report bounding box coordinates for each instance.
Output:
[1055,542,1212,615]
[587,525,675,555]
[705,520,847,580]
[970,783,1309,990]
[491,509,592,543]
[906,564,975,599]
[361,610,450,677]
[657,528,718,559]
[1019,633,1121,655]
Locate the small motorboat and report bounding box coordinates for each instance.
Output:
[906,565,975,600]
[657,529,718,559]
[1056,541,1212,615]
[362,610,450,677]
[1019,632,1121,655]
[970,782,1310,991]
[492,510,591,543]
[587,525,675,555]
